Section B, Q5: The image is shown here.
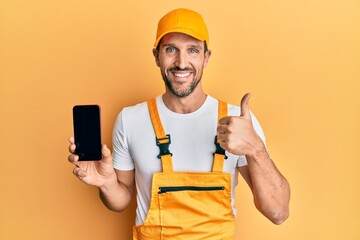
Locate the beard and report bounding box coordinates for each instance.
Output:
[161,67,203,98]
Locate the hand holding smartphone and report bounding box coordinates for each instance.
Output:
[72,105,102,160]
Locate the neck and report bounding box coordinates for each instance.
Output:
[162,88,207,114]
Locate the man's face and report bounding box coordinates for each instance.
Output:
[153,32,211,98]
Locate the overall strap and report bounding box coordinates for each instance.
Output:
[212,100,228,172]
[147,98,173,173]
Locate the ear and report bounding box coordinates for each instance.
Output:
[152,48,160,67]
[203,49,212,68]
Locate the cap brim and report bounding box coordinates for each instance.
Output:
[154,28,208,48]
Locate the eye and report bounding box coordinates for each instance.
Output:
[165,46,177,53]
[188,48,200,54]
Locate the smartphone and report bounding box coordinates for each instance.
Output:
[72,105,102,160]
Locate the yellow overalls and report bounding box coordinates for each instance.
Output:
[133,98,235,240]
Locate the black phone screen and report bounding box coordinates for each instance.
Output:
[72,105,102,160]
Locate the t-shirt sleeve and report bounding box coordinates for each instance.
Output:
[112,111,135,170]
[237,111,267,167]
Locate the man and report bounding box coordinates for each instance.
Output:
[68,8,290,239]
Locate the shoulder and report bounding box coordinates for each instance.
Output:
[113,99,152,134]
[121,100,149,119]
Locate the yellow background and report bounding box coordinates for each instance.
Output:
[1,0,359,239]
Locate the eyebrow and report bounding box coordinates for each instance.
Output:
[189,44,203,50]
[162,43,203,50]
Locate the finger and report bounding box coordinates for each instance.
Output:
[217,125,227,134]
[73,167,87,179]
[240,93,252,119]
[216,133,226,143]
[68,143,76,154]
[218,116,231,125]
[101,144,112,163]
[68,154,79,164]
[69,137,75,144]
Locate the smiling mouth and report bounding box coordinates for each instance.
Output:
[173,72,191,78]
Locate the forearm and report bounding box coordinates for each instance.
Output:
[246,146,290,224]
[98,173,133,212]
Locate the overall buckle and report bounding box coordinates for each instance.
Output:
[213,136,228,159]
[156,134,173,159]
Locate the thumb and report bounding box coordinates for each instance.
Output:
[240,93,252,119]
[102,144,112,162]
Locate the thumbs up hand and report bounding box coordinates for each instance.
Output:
[217,93,264,157]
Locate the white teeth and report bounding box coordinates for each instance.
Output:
[174,72,191,78]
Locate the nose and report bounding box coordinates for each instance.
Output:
[175,51,188,69]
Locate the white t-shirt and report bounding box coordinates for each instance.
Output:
[112,95,266,226]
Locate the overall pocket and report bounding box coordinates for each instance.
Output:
[158,186,224,194]
[157,184,234,239]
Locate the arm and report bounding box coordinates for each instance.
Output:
[68,137,135,212]
[217,93,290,224]
[238,148,290,224]
[99,169,135,212]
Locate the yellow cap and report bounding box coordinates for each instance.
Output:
[154,8,209,48]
